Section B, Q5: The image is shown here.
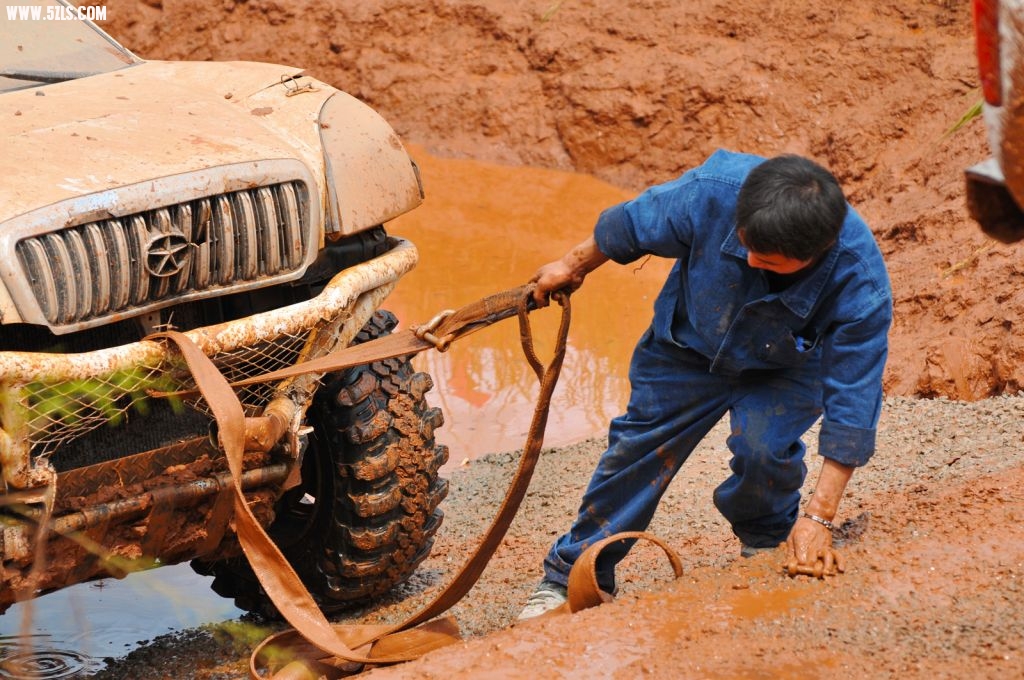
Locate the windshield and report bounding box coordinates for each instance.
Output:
[0,0,138,93]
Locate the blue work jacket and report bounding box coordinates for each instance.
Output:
[593,150,893,467]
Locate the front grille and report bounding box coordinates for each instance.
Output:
[16,181,309,326]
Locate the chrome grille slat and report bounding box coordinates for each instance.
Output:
[254,187,281,274]
[15,181,310,326]
[126,215,150,305]
[43,233,76,324]
[231,192,259,280]
[277,183,305,268]
[18,240,58,321]
[83,224,110,316]
[212,195,235,286]
[64,230,92,320]
[103,219,131,310]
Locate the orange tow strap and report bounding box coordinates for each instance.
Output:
[151,284,683,678]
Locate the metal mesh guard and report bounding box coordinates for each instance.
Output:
[4,329,310,457]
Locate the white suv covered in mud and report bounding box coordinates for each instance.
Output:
[0,0,448,616]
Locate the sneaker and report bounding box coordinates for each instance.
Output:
[516,580,568,620]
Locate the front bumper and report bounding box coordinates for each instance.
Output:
[0,237,419,494]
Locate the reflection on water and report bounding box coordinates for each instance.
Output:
[0,563,241,677]
[389,146,673,465]
[0,150,673,674]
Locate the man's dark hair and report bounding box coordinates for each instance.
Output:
[735,154,848,261]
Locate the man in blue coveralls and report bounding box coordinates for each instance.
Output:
[518,150,892,619]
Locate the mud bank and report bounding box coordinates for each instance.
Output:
[100,0,1017,402]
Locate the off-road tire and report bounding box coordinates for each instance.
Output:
[191,310,449,616]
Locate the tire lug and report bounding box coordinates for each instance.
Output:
[409,372,434,400]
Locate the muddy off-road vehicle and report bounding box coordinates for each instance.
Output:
[0,1,449,616]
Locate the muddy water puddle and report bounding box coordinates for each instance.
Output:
[4,149,668,675]
[389,145,672,467]
[0,563,240,678]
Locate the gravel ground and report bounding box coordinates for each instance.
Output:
[93,393,1024,679]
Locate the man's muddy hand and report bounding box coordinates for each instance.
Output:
[530,260,582,308]
[784,516,845,579]
[530,236,610,307]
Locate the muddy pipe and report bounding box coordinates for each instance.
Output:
[0,463,290,566]
[208,395,297,455]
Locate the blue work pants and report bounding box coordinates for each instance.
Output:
[543,328,823,592]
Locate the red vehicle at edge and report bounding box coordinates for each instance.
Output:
[966,0,1024,242]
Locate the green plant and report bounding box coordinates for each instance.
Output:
[23,366,184,430]
[943,97,983,139]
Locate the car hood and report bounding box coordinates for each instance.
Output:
[0,59,329,223]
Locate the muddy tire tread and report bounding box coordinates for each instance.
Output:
[192,310,448,616]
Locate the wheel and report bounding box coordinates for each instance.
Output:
[192,310,449,616]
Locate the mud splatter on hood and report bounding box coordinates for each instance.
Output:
[0,59,328,223]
